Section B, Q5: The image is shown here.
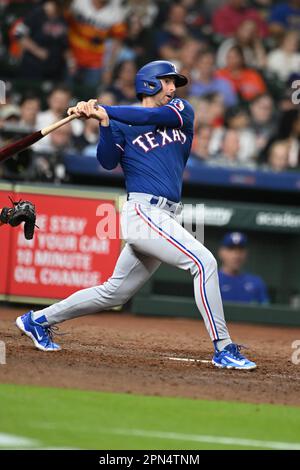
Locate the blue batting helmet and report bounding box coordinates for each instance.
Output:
[135,60,188,100]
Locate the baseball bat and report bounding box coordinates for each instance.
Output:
[0,113,77,163]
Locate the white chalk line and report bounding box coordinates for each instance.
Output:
[30,423,300,450]
[167,357,211,364]
[0,432,38,448]
[269,374,300,381]
[0,432,78,449]
[108,428,300,450]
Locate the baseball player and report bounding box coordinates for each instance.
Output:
[16,60,256,370]
[218,232,270,304]
[0,199,36,239]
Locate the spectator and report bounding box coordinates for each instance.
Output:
[122,14,156,67]
[191,124,214,160]
[212,0,268,39]
[124,0,158,28]
[96,90,117,106]
[108,60,137,104]
[221,105,257,163]
[249,93,278,155]
[73,119,100,152]
[154,3,191,62]
[179,37,205,71]
[189,50,238,107]
[66,0,127,88]
[267,140,291,172]
[15,0,71,81]
[216,45,267,101]
[34,85,80,152]
[267,31,300,82]
[175,39,206,97]
[216,19,266,69]
[19,95,41,129]
[212,128,241,166]
[193,93,225,128]
[180,0,210,37]
[268,0,300,39]
[210,123,256,167]
[35,86,71,127]
[0,105,35,181]
[202,0,227,20]
[276,109,300,168]
[218,231,270,304]
[33,123,73,182]
[0,104,21,129]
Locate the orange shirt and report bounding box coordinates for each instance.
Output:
[65,0,127,69]
[216,68,267,101]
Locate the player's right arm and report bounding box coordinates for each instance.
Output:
[68,105,124,170]
[96,123,124,170]
[92,107,124,170]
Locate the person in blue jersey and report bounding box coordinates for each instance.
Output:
[218,232,269,304]
[16,60,256,370]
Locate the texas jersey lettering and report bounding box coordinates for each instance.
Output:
[108,98,194,202]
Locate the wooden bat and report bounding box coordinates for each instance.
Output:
[0,113,77,163]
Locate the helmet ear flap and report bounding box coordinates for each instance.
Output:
[144,79,159,90]
[136,76,162,99]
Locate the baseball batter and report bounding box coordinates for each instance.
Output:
[16,60,256,369]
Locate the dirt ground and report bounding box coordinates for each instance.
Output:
[1,306,300,405]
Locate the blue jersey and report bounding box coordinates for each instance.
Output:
[97,98,194,202]
[218,270,269,304]
[269,3,300,29]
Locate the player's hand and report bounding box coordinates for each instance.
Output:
[67,104,84,118]
[70,99,110,125]
[67,100,109,125]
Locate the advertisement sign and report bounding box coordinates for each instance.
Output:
[0,188,122,301]
[0,188,14,296]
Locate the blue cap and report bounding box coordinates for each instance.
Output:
[220,232,248,248]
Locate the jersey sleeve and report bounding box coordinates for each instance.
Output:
[256,277,270,304]
[110,120,126,153]
[165,98,194,132]
[102,104,181,128]
[96,121,124,170]
[269,5,287,26]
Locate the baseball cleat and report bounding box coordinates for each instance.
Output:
[16,311,61,351]
[212,343,256,370]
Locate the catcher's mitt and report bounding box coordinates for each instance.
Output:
[0,198,36,240]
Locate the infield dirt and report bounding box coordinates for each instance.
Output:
[1,306,299,405]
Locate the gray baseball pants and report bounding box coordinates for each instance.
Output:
[33,193,230,342]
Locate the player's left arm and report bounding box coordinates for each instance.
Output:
[103,98,194,130]
[70,98,194,130]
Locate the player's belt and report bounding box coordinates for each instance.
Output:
[127,193,182,215]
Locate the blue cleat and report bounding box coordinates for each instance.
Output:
[212,343,256,370]
[16,311,61,351]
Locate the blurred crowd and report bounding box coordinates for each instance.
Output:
[1,0,300,182]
